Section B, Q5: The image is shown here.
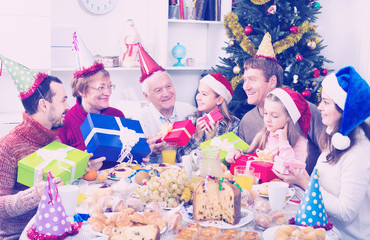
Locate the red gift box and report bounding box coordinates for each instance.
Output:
[199,108,224,127]
[230,154,277,183]
[250,161,277,183]
[230,154,255,175]
[156,120,196,147]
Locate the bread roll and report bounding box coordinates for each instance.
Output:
[110,224,160,240]
[241,231,260,240]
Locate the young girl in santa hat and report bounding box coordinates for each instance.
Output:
[177,73,240,157]
[226,87,311,172]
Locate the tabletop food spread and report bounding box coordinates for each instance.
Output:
[20,159,342,240]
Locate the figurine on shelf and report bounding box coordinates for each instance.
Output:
[121,19,142,67]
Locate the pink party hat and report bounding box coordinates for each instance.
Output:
[27,172,79,239]
[290,168,333,230]
[72,31,104,79]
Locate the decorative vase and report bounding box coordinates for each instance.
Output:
[172,43,186,67]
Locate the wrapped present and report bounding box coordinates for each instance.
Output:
[273,156,306,174]
[250,161,277,183]
[230,154,255,175]
[200,132,249,163]
[80,113,150,163]
[198,108,224,127]
[156,120,196,147]
[17,141,90,187]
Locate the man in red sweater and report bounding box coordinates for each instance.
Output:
[0,55,99,239]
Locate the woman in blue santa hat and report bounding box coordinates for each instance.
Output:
[274,66,370,240]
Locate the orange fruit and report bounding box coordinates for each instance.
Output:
[83,169,98,181]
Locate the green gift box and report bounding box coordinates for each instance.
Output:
[200,132,249,165]
[17,141,90,187]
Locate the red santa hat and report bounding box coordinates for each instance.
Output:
[199,73,233,104]
[268,87,311,137]
[137,43,165,83]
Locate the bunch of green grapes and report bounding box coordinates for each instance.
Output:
[136,168,191,207]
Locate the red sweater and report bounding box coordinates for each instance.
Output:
[0,112,59,239]
[58,99,125,151]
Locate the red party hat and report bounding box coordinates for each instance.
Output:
[137,43,165,83]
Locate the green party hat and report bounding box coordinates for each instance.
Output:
[0,54,48,100]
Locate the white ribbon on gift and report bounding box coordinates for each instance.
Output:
[34,146,76,185]
[84,117,145,163]
[210,137,242,152]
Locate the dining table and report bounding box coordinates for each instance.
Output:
[19,162,342,240]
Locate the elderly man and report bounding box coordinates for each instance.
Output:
[238,34,324,175]
[136,44,196,162]
[0,55,102,239]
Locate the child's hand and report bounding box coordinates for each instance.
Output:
[193,119,207,142]
[274,124,288,141]
[204,121,219,141]
[225,149,242,163]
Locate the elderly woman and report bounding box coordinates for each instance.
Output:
[58,62,124,169]
[274,66,370,240]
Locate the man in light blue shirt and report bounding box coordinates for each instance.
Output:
[137,45,195,162]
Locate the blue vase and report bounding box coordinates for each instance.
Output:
[172,43,186,67]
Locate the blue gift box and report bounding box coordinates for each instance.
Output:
[80,113,150,163]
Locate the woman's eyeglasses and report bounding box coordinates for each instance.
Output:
[89,84,116,92]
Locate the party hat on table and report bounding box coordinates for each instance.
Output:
[137,43,165,83]
[292,168,332,230]
[0,54,49,100]
[27,171,79,239]
[255,32,278,62]
[72,31,104,79]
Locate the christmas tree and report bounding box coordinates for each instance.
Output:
[215,0,331,119]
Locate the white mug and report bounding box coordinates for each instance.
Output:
[268,181,289,210]
[58,185,79,216]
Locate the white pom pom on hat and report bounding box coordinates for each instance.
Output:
[332,132,351,150]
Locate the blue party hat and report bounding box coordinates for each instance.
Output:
[294,169,331,229]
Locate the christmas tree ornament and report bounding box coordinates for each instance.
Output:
[293,75,299,83]
[321,68,328,76]
[312,80,317,86]
[314,2,321,8]
[302,89,311,99]
[233,64,241,74]
[290,25,298,34]
[229,39,235,46]
[295,54,303,62]
[307,40,317,50]
[244,25,253,35]
[255,32,277,62]
[312,68,320,78]
[267,4,277,14]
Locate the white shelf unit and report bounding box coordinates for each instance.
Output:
[152,0,231,72]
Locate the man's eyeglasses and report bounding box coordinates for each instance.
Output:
[89,84,116,92]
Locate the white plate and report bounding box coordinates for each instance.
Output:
[262,225,342,240]
[184,207,254,229]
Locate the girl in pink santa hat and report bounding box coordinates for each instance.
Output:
[226,87,311,174]
[177,73,240,158]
